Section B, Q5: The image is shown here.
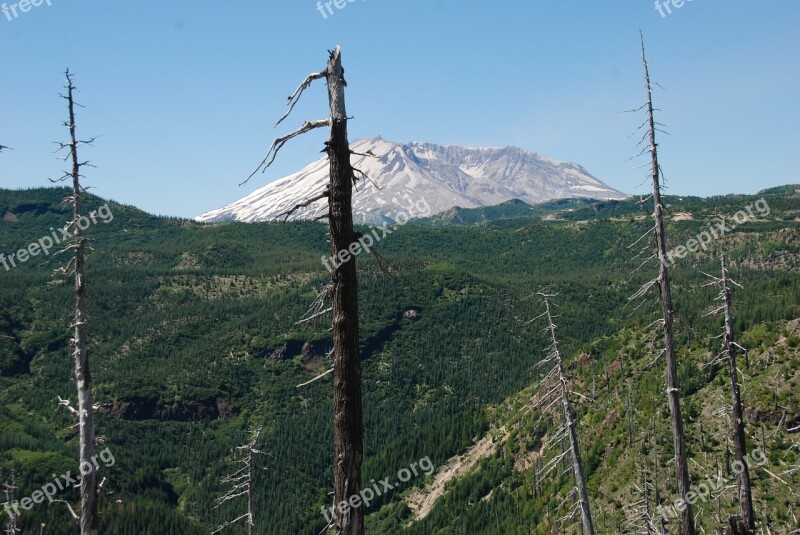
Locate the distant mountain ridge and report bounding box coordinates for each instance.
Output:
[195,137,628,224]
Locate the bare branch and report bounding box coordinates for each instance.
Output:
[51,500,79,521]
[295,307,333,326]
[274,70,327,128]
[56,396,80,418]
[243,119,331,185]
[275,189,329,222]
[296,368,334,389]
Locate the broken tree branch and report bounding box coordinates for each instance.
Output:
[242,119,331,186]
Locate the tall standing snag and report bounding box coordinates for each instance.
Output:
[531,293,595,535]
[53,70,99,535]
[632,34,695,535]
[325,48,365,535]
[212,427,268,535]
[704,257,755,532]
[3,470,20,534]
[247,47,364,535]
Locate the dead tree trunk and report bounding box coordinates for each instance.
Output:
[641,465,653,535]
[651,423,668,535]
[325,49,364,535]
[245,46,363,535]
[3,470,19,535]
[537,294,595,535]
[640,35,695,535]
[725,516,747,535]
[626,384,635,445]
[57,70,98,535]
[719,256,755,532]
[212,428,266,535]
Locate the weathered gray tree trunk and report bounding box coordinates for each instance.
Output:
[651,424,668,535]
[325,48,364,535]
[563,377,594,535]
[212,427,265,535]
[63,71,99,535]
[626,385,635,445]
[641,465,653,535]
[640,36,694,535]
[542,297,595,535]
[3,470,19,535]
[720,257,755,533]
[247,454,254,535]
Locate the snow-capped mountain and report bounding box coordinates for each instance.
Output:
[196,137,628,225]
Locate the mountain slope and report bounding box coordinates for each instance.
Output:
[195,137,628,224]
[1,187,798,534]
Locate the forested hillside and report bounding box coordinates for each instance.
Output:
[1,186,798,534]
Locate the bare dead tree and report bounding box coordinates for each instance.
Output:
[247,47,364,535]
[50,70,99,535]
[628,34,695,535]
[622,463,657,535]
[530,292,595,535]
[626,383,636,445]
[639,417,669,535]
[652,426,668,535]
[703,256,755,533]
[212,427,268,535]
[3,471,20,535]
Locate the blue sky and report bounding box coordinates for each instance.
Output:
[1,1,798,218]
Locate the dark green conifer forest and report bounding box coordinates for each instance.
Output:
[1,186,798,533]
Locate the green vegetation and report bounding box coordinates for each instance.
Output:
[0,186,798,533]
